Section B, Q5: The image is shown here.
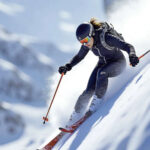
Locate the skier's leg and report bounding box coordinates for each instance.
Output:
[88,58,126,113]
[95,58,126,98]
[74,64,99,113]
[67,65,99,126]
[67,90,94,126]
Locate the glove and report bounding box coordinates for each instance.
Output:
[58,63,72,74]
[129,55,139,67]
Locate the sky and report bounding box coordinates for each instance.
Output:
[0,0,105,52]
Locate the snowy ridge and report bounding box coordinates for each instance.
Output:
[0,26,53,73]
[0,58,43,102]
[0,25,56,103]
[0,26,54,145]
[0,20,73,149]
[0,102,24,145]
[59,63,150,150]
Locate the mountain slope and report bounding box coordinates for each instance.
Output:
[59,63,150,150]
[0,102,24,145]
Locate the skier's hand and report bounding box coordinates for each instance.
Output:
[129,54,139,67]
[58,64,72,74]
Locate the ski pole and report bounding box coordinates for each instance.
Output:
[43,73,64,124]
[130,50,150,66]
[138,50,150,60]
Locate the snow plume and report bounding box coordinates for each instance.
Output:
[105,0,150,100]
[108,0,150,57]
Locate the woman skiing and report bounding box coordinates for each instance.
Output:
[58,18,139,125]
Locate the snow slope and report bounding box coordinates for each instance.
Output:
[0,102,24,145]
[0,25,56,148]
[0,58,44,102]
[59,63,150,150]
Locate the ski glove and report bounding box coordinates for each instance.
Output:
[129,55,139,67]
[58,63,72,74]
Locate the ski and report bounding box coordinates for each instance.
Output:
[37,111,92,150]
[59,111,92,133]
[37,131,66,150]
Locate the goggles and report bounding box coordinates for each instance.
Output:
[80,36,91,45]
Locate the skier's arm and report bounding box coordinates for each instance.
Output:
[58,45,89,74]
[69,45,90,67]
[105,33,136,56]
[105,33,139,66]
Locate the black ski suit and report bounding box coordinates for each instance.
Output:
[68,29,136,113]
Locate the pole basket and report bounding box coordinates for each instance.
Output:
[43,116,48,122]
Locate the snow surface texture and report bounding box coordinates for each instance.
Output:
[0,0,150,150]
[59,64,150,150]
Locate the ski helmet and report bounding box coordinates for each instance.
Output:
[76,22,94,41]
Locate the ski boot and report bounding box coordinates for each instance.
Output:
[65,110,83,128]
[86,95,103,115]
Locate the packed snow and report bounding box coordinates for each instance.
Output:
[60,64,150,150]
[0,0,150,150]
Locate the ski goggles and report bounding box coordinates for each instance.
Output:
[80,36,91,45]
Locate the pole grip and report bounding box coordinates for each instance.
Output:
[130,50,150,66]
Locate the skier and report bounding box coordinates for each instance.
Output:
[58,18,139,125]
